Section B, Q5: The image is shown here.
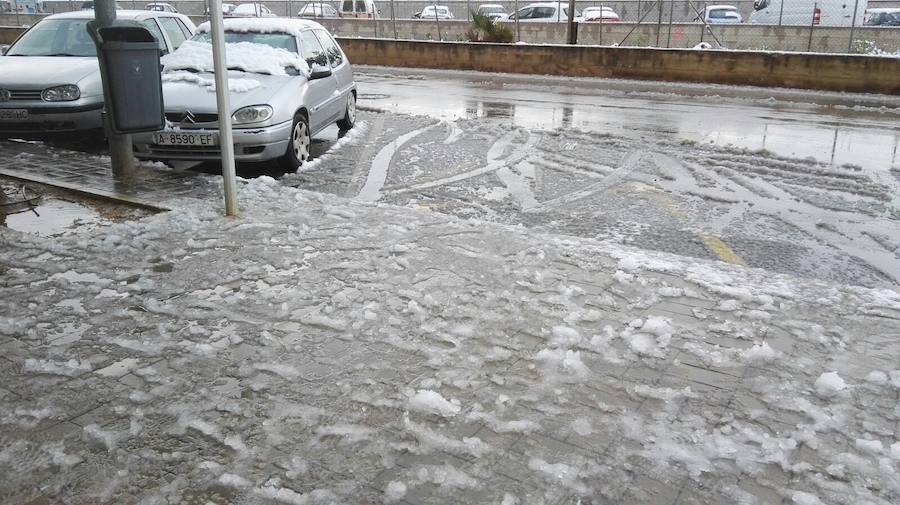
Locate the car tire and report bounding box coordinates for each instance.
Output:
[279,112,311,172]
[336,91,356,131]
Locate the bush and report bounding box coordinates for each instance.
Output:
[467,12,514,43]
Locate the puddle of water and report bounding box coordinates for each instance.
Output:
[3,198,108,236]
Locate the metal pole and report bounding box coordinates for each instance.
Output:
[637,0,641,21]
[847,0,859,53]
[656,0,662,46]
[373,5,378,37]
[94,0,135,180]
[778,0,783,26]
[514,0,519,42]
[208,0,239,216]
[14,0,19,26]
[666,0,673,47]
[434,6,441,41]
[598,1,603,45]
[566,0,576,43]
[390,0,397,38]
[807,1,816,52]
[466,0,470,22]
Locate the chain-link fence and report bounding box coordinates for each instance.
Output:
[5,0,900,54]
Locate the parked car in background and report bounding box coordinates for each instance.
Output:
[476,4,507,20]
[750,0,866,26]
[133,18,356,171]
[499,2,581,22]
[80,1,123,9]
[701,5,742,23]
[231,2,276,17]
[222,3,237,14]
[145,2,177,12]
[581,6,620,22]
[298,2,338,18]
[339,0,378,18]
[0,10,195,139]
[864,8,900,26]
[413,5,454,19]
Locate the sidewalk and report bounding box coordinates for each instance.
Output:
[1,162,899,505]
[0,140,214,210]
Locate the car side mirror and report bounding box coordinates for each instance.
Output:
[309,64,332,80]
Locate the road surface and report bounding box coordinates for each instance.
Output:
[287,67,900,288]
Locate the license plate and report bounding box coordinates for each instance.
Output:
[0,109,28,121]
[153,132,218,146]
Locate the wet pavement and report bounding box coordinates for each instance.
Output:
[2,70,898,289]
[354,67,900,174]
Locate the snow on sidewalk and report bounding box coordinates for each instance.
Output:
[1,176,899,505]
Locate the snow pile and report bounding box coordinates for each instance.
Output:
[23,358,92,377]
[620,316,674,358]
[408,390,460,417]
[197,17,324,39]
[162,40,308,76]
[161,71,262,93]
[814,372,847,398]
[384,481,407,502]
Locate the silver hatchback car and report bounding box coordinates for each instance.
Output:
[133,18,356,171]
[0,10,195,139]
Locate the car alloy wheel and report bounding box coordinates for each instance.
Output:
[292,120,310,162]
[337,92,356,131]
[280,113,311,171]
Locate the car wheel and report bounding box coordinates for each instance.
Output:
[279,112,311,172]
[336,91,356,131]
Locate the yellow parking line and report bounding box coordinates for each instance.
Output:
[699,234,748,266]
[613,182,748,267]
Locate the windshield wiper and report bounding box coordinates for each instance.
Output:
[43,53,83,57]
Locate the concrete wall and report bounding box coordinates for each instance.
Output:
[2,13,899,53]
[336,38,900,94]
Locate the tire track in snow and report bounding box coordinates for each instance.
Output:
[356,122,441,202]
[384,130,537,195]
[524,149,644,214]
[653,152,900,283]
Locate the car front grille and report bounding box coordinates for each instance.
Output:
[6,90,44,101]
[165,112,219,125]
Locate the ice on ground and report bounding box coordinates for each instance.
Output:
[23,358,92,377]
[814,372,848,398]
[384,481,407,503]
[412,464,478,490]
[534,348,591,378]
[408,390,461,417]
[792,491,824,505]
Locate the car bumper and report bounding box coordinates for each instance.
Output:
[132,120,294,163]
[0,103,104,137]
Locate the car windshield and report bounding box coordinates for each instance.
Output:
[191,31,298,53]
[7,18,96,57]
[709,8,737,18]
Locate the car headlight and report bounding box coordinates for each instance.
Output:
[42,84,81,102]
[231,105,273,125]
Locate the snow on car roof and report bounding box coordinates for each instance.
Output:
[195,17,326,38]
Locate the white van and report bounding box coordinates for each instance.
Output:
[339,0,379,18]
[749,0,866,26]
